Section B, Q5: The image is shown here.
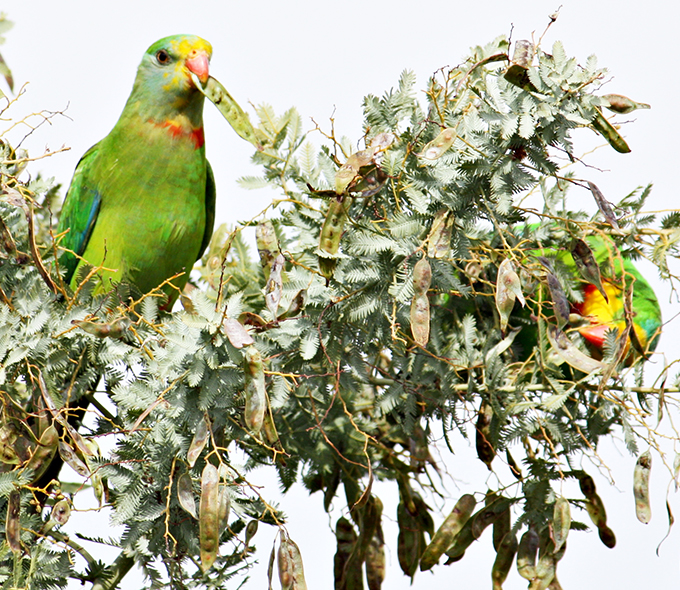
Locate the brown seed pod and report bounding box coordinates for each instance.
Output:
[420,493,476,571]
[633,450,652,524]
[24,424,58,483]
[491,531,518,590]
[278,531,308,590]
[51,498,71,526]
[333,517,359,589]
[243,346,266,436]
[199,463,220,572]
[187,414,210,468]
[365,534,386,590]
[475,401,495,469]
[6,489,21,554]
[517,528,539,580]
[177,472,197,519]
[412,257,432,296]
[58,440,89,478]
[410,294,430,347]
[419,127,457,160]
[426,210,453,259]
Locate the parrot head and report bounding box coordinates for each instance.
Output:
[126,34,213,124]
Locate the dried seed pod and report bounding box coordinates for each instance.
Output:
[475,401,495,469]
[571,238,608,302]
[492,500,511,552]
[420,494,476,571]
[419,127,457,160]
[633,450,652,524]
[244,519,259,549]
[58,440,89,478]
[265,253,285,319]
[243,346,266,436]
[597,525,616,549]
[256,220,279,280]
[587,182,620,229]
[412,257,432,295]
[601,93,650,114]
[545,272,570,329]
[492,531,518,590]
[92,472,105,508]
[51,498,71,526]
[552,497,570,552]
[278,531,308,590]
[177,472,197,519]
[199,463,220,572]
[517,528,539,580]
[335,148,375,194]
[365,534,386,590]
[24,424,58,482]
[6,489,21,553]
[222,318,254,348]
[443,513,476,563]
[218,483,231,534]
[334,517,359,589]
[397,498,428,578]
[578,474,596,499]
[410,294,430,347]
[318,196,347,279]
[426,210,452,259]
[530,553,556,590]
[187,414,210,468]
[546,326,603,375]
[496,259,525,332]
[471,496,512,539]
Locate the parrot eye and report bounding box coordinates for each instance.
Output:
[155,50,171,65]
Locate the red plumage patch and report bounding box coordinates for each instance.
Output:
[153,120,205,149]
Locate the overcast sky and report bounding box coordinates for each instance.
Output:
[5,1,680,589]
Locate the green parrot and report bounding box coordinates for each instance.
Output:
[561,235,662,362]
[57,34,216,307]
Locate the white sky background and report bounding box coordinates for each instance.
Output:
[5,0,680,588]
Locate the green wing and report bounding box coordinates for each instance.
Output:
[198,159,216,260]
[56,143,102,284]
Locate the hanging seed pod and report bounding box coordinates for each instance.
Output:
[187,414,210,468]
[413,257,432,295]
[218,483,231,534]
[256,220,279,280]
[471,496,513,539]
[517,528,539,580]
[504,40,538,91]
[177,472,197,519]
[506,450,523,480]
[6,489,21,553]
[530,553,556,590]
[571,239,608,302]
[24,424,58,482]
[419,127,457,160]
[265,253,284,319]
[496,259,525,332]
[278,531,308,590]
[420,494,476,571]
[335,148,375,194]
[222,318,254,348]
[58,440,89,478]
[91,472,105,508]
[366,534,386,590]
[51,498,71,526]
[397,499,427,578]
[243,346,266,436]
[427,210,452,259]
[545,272,570,329]
[318,196,347,279]
[597,525,616,549]
[546,326,604,375]
[578,474,596,499]
[334,517,359,589]
[475,401,495,469]
[492,531,518,590]
[552,497,570,552]
[443,514,476,563]
[410,295,430,347]
[492,500,511,552]
[244,519,259,551]
[633,450,652,524]
[199,463,220,572]
[579,475,616,548]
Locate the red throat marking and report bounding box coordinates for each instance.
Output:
[154,120,205,149]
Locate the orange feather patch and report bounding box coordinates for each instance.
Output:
[153,119,205,149]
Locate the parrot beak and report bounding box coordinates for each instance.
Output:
[186,50,210,85]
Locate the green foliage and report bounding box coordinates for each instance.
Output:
[0,28,678,590]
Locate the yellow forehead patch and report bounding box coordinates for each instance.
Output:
[170,37,213,60]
